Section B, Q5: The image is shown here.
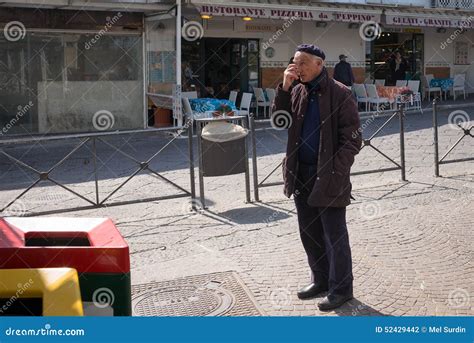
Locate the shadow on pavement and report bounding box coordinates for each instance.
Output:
[334,298,389,316]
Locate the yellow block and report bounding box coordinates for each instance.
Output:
[0,268,83,316]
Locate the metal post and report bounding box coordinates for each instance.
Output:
[175,0,183,126]
[249,113,260,202]
[92,137,100,205]
[399,103,406,181]
[432,98,440,177]
[187,120,197,210]
[196,121,206,209]
[243,116,251,203]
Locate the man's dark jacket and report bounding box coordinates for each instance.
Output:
[273,68,362,208]
[333,60,354,86]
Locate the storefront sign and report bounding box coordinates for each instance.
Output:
[198,5,380,23]
[403,28,423,33]
[245,24,275,32]
[386,15,474,28]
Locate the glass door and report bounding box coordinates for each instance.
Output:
[412,34,424,80]
[231,39,260,93]
[230,40,242,92]
[402,33,423,80]
[247,39,259,92]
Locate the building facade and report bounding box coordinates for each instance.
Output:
[1,0,473,134]
[177,0,473,101]
[0,0,175,135]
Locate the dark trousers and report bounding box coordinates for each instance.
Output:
[294,163,353,296]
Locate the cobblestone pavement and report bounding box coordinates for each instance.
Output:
[0,106,473,316]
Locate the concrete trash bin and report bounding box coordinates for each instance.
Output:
[201,121,248,177]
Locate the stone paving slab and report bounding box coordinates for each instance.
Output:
[0,107,472,316]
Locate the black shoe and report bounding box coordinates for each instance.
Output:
[297,283,328,300]
[318,293,353,311]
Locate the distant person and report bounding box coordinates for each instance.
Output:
[333,54,354,87]
[389,51,408,85]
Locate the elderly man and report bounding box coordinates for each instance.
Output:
[273,44,362,311]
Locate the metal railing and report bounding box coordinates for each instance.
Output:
[0,124,196,216]
[432,0,474,9]
[432,99,473,177]
[250,104,407,202]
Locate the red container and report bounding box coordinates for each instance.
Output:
[0,217,129,273]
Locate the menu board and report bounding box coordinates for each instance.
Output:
[454,42,469,65]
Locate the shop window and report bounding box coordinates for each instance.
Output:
[0,32,143,135]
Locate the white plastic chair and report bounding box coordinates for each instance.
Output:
[451,74,466,100]
[375,79,385,86]
[229,90,238,105]
[239,92,253,116]
[395,80,407,87]
[182,97,196,120]
[253,88,271,118]
[182,91,198,99]
[423,74,442,101]
[353,84,370,112]
[366,84,394,111]
[265,88,276,115]
[407,80,420,93]
[406,80,422,113]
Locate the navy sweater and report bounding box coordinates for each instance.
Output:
[298,74,323,165]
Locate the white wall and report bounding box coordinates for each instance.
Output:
[424,27,474,92]
[198,17,367,66]
[301,21,365,66]
[38,81,144,133]
[198,17,303,63]
[147,17,175,52]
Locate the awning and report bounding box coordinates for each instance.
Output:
[0,0,175,12]
[385,8,474,28]
[189,0,382,23]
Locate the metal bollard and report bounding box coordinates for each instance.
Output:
[399,102,406,181]
[432,98,440,177]
[249,113,260,202]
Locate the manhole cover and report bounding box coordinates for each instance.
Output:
[132,271,263,316]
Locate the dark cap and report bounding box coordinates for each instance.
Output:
[339,54,348,60]
[295,44,325,60]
